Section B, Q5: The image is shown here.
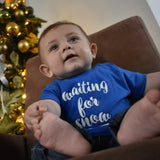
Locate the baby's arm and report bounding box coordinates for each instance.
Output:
[144,72,160,94]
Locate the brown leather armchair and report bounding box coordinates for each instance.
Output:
[25,16,160,160]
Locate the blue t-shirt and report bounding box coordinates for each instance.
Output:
[40,63,146,136]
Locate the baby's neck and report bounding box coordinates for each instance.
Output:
[58,67,92,80]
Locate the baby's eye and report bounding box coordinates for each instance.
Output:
[50,45,58,51]
[69,37,78,42]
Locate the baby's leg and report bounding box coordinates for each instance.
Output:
[117,89,160,145]
[33,112,91,156]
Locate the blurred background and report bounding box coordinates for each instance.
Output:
[27,0,160,53]
[0,0,159,135]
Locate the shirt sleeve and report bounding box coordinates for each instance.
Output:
[119,67,146,99]
[40,80,61,106]
[106,63,146,100]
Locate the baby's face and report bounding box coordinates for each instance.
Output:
[39,24,97,79]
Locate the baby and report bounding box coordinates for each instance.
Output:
[24,21,160,159]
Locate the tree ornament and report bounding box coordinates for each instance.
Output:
[26,32,38,47]
[18,39,30,53]
[5,0,16,5]
[14,9,24,20]
[0,61,8,88]
[9,51,19,66]
[0,54,4,61]
[17,0,26,6]
[0,113,22,134]
[5,22,19,36]
[9,111,17,121]
[1,88,24,109]
[13,75,22,89]
[5,3,17,10]
[0,10,10,24]
[24,19,30,26]
[25,6,33,15]
[11,4,17,10]
[0,36,7,44]
[0,85,7,114]
[0,44,8,54]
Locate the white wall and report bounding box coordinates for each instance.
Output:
[26,0,160,54]
[146,0,160,28]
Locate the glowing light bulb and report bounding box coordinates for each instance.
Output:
[22,93,26,99]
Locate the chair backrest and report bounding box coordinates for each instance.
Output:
[25,15,160,152]
[26,16,160,108]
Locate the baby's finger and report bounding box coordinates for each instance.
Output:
[31,118,38,125]
[34,129,42,140]
[25,123,33,130]
[24,113,33,129]
[31,116,42,124]
[33,123,40,130]
[26,101,41,116]
[38,103,47,112]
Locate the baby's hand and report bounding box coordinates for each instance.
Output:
[24,101,47,130]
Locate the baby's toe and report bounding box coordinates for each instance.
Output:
[146,89,160,104]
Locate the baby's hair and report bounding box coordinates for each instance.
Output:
[38,21,90,58]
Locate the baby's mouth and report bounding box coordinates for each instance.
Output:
[64,54,78,62]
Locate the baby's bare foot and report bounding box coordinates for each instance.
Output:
[117,89,160,145]
[34,112,91,156]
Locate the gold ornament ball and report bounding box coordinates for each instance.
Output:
[14,9,24,20]
[6,22,19,36]
[9,112,18,121]
[0,44,8,54]
[18,39,30,53]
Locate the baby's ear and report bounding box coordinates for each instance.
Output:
[39,64,54,78]
[90,43,97,59]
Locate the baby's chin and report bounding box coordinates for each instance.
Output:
[58,62,92,79]
[58,67,89,80]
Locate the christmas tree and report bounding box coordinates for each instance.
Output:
[0,0,46,135]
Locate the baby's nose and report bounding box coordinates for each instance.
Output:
[62,43,72,52]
